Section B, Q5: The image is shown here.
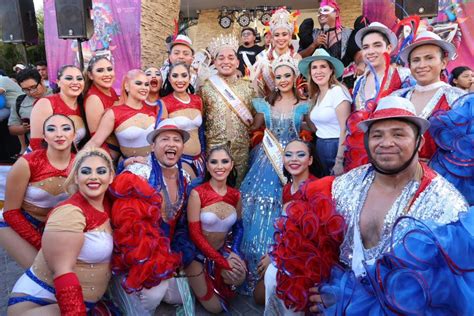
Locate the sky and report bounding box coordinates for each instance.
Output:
[33,0,43,11]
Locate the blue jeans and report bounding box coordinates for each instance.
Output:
[316,137,339,176]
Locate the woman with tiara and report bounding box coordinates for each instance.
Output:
[239,55,308,303]
[252,7,301,97]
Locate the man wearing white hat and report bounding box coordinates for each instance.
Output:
[161,34,198,88]
[109,118,194,313]
[300,96,469,314]
[391,30,466,162]
[352,22,412,110]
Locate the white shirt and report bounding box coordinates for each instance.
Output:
[309,85,351,139]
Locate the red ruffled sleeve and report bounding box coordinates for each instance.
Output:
[109,172,181,293]
[344,109,371,172]
[270,176,345,312]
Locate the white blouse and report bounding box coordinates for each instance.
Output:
[309,85,351,139]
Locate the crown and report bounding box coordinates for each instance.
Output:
[271,54,300,76]
[208,34,240,58]
[269,7,300,36]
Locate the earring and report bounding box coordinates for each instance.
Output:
[275,86,279,92]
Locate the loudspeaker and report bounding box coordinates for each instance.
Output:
[0,0,38,44]
[55,0,94,39]
[395,0,439,19]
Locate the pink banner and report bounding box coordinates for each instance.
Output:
[363,0,474,71]
[43,0,141,92]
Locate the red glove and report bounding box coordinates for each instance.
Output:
[188,221,231,270]
[3,209,42,250]
[29,138,43,151]
[54,272,86,315]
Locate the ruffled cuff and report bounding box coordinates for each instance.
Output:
[320,208,474,315]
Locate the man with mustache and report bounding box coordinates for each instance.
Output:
[268,96,470,315]
[109,118,195,314]
[304,96,468,315]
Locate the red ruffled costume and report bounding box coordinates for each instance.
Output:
[109,172,181,293]
[282,175,318,204]
[270,177,345,312]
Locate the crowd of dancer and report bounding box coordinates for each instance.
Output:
[0,0,474,315]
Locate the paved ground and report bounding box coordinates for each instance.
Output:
[155,295,264,316]
[0,248,24,316]
[0,247,264,316]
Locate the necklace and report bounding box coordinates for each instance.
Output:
[414,81,447,92]
[150,155,185,222]
[173,92,190,104]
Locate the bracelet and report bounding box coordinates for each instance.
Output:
[335,156,344,161]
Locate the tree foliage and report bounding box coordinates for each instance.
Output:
[0,9,46,77]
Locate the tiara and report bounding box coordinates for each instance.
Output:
[269,8,300,36]
[271,54,300,76]
[208,34,240,58]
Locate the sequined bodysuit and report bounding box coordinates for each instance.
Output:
[200,77,255,186]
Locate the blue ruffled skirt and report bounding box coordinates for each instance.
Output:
[320,207,474,315]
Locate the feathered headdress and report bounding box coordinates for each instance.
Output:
[269,7,300,37]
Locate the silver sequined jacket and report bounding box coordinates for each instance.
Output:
[333,164,468,268]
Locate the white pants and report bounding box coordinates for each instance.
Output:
[111,276,183,315]
[264,263,303,316]
[138,278,182,311]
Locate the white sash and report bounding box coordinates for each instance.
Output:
[208,75,253,127]
[262,129,287,185]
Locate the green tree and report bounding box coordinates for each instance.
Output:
[0,9,46,77]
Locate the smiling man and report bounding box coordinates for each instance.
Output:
[200,34,255,186]
[307,96,470,315]
[161,34,197,88]
[299,0,352,62]
[109,118,194,313]
[391,31,466,161]
[352,22,412,110]
[265,96,470,315]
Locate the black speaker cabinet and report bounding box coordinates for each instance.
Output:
[395,0,439,19]
[0,0,38,44]
[55,0,94,39]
